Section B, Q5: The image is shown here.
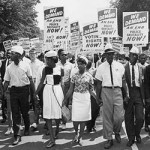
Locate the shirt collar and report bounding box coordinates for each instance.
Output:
[57,60,69,66]
[129,62,138,67]
[106,60,114,66]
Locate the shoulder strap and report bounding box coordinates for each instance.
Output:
[52,85,62,109]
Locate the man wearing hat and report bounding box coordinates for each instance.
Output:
[95,43,129,149]
[124,46,145,147]
[3,45,35,145]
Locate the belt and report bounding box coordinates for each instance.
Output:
[11,85,29,89]
[103,86,121,89]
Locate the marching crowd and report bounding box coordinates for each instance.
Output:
[0,43,150,149]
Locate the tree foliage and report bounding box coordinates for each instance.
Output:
[0,0,41,42]
[110,0,150,37]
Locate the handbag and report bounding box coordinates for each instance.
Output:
[61,105,71,122]
[52,86,71,122]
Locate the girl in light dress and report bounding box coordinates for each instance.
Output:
[35,51,64,148]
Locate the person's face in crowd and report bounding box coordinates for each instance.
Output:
[29,52,36,61]
[10,51,20,61]
[139,55,147,65]
[129,53,138,65]
[77,60,86,72]
[45,57,56,68]
[60,51,67,62]
[86,60,92,70]
[106,52,114,64]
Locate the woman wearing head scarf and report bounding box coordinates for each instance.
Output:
[63,56,95,145]
[35,51,64,148]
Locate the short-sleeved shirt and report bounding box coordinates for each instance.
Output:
[35,64,45,90]
[29,59,44,79]
[71,71,94,93]
[95,61,125,87]
[4,61,32,87]
[57,61,73,83]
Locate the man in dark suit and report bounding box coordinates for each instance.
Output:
[124,46,145,147]
[144,64,150,133]
[0,51,11,123]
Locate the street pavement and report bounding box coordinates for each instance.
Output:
[0,111,150,150]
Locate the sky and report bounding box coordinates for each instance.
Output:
[35,0,111,30]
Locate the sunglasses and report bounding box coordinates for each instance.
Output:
[62,54,67,56]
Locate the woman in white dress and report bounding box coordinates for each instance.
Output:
[63,56,95,144]
[35,51,64,148]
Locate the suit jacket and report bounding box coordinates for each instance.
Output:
[0,59,7,82]
[144,65,150,101]
[124,62,144,101]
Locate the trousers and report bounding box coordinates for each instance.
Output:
[125,87,144,141]
[10,85,30,137]
[101,87,124,140]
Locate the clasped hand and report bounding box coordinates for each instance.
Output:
[96,97,103,107]
[123,96,130,106]
[62,99,67,107]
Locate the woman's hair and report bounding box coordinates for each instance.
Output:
[86,60,92,70]
[57,49,64,59]
[77,57,87,65]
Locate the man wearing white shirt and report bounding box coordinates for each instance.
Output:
[22,51,31,64]
[57,49,73,130]
[29,48,44,131]
[3,46,35,145]
[95,43,129,149]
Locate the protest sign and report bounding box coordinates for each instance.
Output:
[30,38,40,47]
[19,38,30,54]
[70,21,80,53]
[44,6,65,50]
[11,40,20,46]
[65,18,70,37]
[3,40,12,51]
[51,17,70,51]
[83,23,103,53]
[123,47,129,57]
[98,8,118,37]
[123,11,149,44]
[111,37,122,53]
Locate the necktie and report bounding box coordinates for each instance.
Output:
[7,59,9,66]
[132,65,136,87]
[110,64,114,86]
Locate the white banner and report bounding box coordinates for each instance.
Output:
[111,37,122,52]
[98,8,118,37]
[11,40,20,46]
[3,40,12,51]
[70,21,80,52]
[30,38,40,47]
[83,23,103,53]
[44,6,65,50]
[123,11,149,44]
[19,38,30,53]
[123,47,129,57]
